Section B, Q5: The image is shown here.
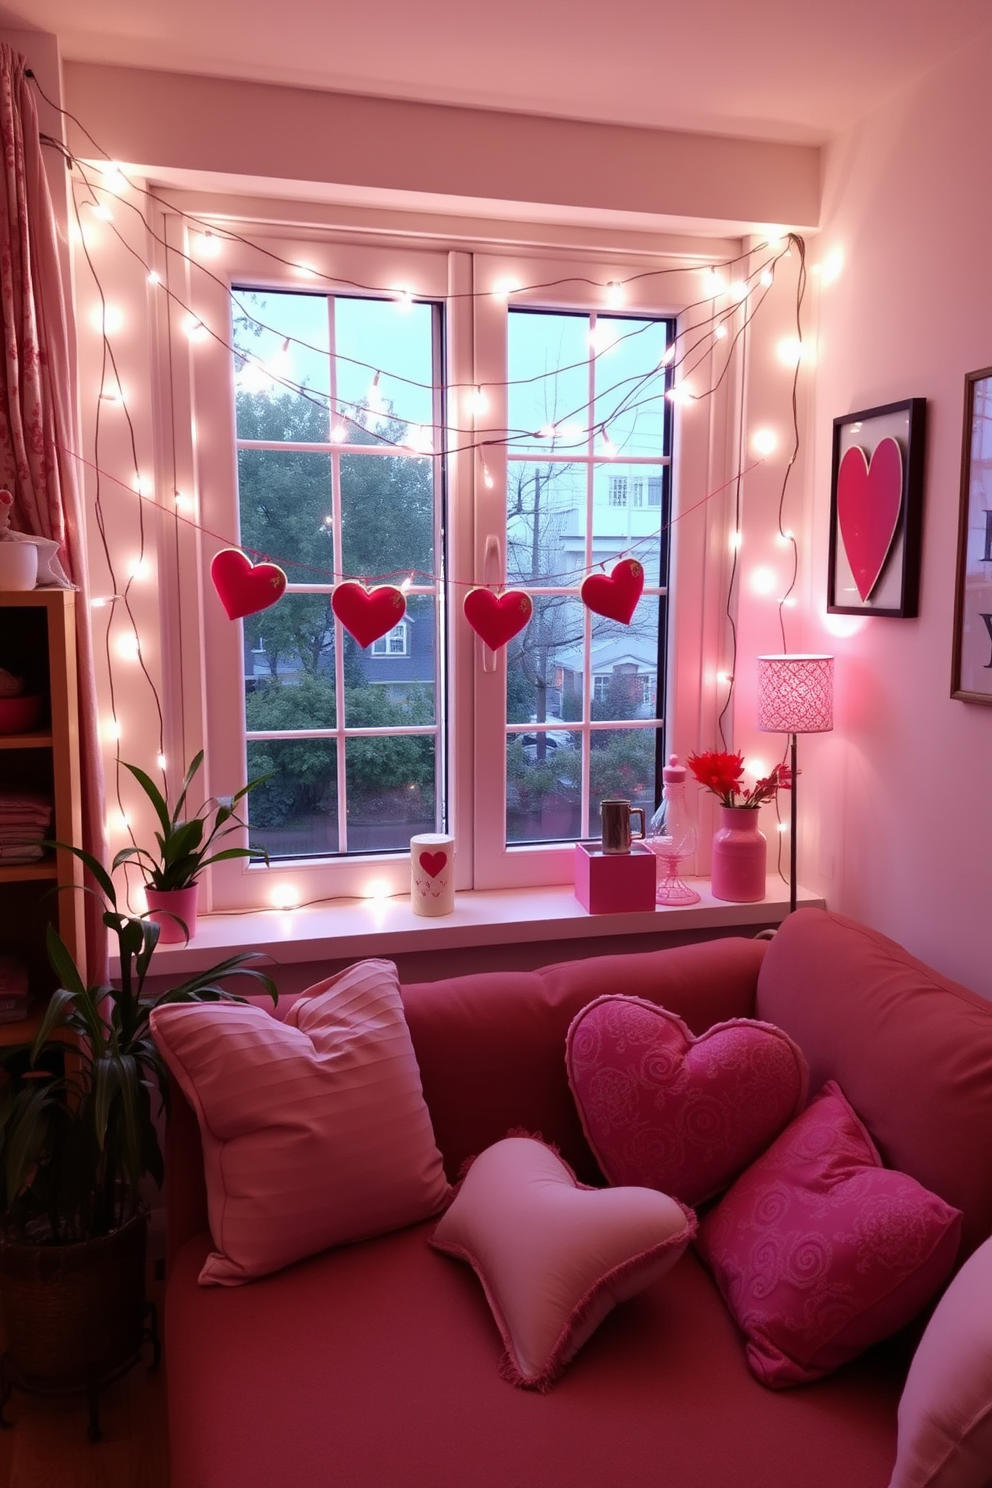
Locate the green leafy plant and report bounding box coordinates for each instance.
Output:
[115,750,269,891]
[0,845,277,1244]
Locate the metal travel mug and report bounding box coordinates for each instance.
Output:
[600,798,646,854]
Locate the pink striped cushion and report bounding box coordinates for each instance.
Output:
[150,959,450,1285]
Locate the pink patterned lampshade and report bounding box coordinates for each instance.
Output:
[757,654,834,734]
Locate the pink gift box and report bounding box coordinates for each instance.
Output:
[573,843,657,914]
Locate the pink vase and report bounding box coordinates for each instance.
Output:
[710,806,767,903]
[145,884,199,943]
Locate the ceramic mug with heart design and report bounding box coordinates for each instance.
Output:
[410,833,455,916]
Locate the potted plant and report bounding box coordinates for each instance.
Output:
[686,749,793,904]
[116,750,269,942]
[0,844,277,1437]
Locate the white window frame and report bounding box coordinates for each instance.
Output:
[370,622,410,658]
[154,210,735,910]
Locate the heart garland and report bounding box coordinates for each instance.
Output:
[211,548,288,620]
[331,581,407,648]
[836,438,903,602]
[580,557,644,625]
[463,588,533,650]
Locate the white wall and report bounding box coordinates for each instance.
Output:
[802,30,992,993]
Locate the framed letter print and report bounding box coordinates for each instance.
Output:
[951,367,992,704]
[827,398,927,617]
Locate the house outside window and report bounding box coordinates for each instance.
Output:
[371,623,410,657]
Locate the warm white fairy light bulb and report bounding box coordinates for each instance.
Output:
[197,230,222,259]
[491,278,520,303]
[729,530,742,552]
[393,288,414,311]
[147,269,161,286]
[271,885,300,910]
[482,464,495,490]
[366,373,385,416]
[127,556,151,581]
[728,280,749,303]
[116,633,141,660]
[102,718,121,743]
[751,428,778,457]
[749,567,777,596]
[99,162,128,194]
[330,422,348,443]
[666,384,693,406]
[600,433,617,459]
[760,269,774,288]
[776,337,807,367]
[714,324,728,341]
[90,303,124,335]
[660,345,676,367]
[184,314,208,343]
[156,753,167,771]
[605,280,625,308]
[467,386,489,417]
[704,269,726,296]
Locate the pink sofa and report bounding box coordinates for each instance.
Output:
[163,909,992,1488]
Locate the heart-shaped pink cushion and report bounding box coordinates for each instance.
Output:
[836,437,903,602]
[331,581,407,648]
[566,996,808,1206]
[463,588,533,650]
[431,1136,694,1389]
[580,557,644,625]
[211,548,288,620]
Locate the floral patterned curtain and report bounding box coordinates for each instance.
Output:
[0,44,108,980]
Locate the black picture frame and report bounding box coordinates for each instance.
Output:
[951,368,992,704]
[827,398,927,618]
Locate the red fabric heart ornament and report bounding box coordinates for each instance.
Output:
[211,548,288,621]
[836,438,903,602]
[566,995,808,1206]
[419,851,447,879]
[331,582,407,648]
[580,558,644,624]
[463,588,533,650]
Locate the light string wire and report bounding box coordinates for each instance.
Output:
[34,69,809,894]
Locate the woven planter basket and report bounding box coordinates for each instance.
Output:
[0,1211,147,1390]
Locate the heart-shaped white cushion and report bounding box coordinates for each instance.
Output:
[430,1136,694,1389]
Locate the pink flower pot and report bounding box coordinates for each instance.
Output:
[710,806,767,903]
[145,884,199,943]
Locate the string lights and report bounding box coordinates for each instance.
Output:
[31,69,813,904]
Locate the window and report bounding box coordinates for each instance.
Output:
[173,230,681,907]
[232,289,443,862]
[371,623,410,657]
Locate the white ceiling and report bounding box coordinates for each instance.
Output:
[5,0,992,145]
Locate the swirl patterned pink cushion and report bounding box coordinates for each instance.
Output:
[696,1082,963,1388]
[565,995,808,1205]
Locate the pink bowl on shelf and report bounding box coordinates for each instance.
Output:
[0,694,45,735]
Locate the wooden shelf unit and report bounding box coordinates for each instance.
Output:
[0,589,84,1047]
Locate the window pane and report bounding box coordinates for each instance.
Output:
[243,593,335,687]
[340,452,434,580]
[233,289,330,439]
[237,449,334,577]
[589,729,656,833]
[346,736,436,851]
[344,595,436,724]
[246,737,337,859]
[593,316,669,456]
[506,596,586,726]
[506,462,585,584]
[506,733,581,845]
[590,595,661,721]
[591,463,665,583]
[334,298,435,445]
[508,311,590,454]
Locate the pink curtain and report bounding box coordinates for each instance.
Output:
[0,44,108,982]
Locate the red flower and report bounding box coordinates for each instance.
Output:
[687,750,796,808]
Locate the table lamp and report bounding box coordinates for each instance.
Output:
[756,654,834,914]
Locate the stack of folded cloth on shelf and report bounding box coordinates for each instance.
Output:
[0,788,53,863]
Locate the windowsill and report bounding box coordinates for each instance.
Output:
[118,879,825,978]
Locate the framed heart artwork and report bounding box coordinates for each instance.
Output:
[827,398,927,618]
[951,368,992,704]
